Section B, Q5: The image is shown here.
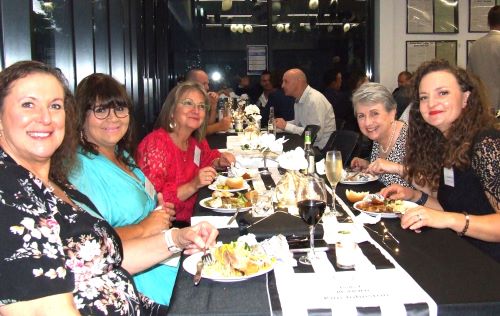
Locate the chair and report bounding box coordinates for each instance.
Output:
[321,130,360,167]
[301,125,320,144]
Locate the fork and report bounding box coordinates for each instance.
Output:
[193,249,214,286]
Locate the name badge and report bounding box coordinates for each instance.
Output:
[145,177,156,200]
[443,167,455,187]
[194,146,201,167]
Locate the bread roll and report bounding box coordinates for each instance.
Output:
[345,189,369,203]
[226,177,244,189]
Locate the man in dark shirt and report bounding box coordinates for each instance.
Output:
[260,71,294,126]
[392,71,412,119]
[323,68,357,131]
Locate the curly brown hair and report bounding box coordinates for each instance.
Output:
[0,60,78,183]
[74,73,136,168]
[406,59,498,189]
[155,81,209,141]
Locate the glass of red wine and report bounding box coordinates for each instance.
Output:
[296,175,327,265]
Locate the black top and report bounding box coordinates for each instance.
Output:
[0,149,166,315]
[392,86,411,119]
[438,128,500,261]
[323,87,358,131]
[260,88,295,126]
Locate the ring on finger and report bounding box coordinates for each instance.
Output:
[417,214,422,221]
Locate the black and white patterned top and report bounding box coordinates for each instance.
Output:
[0,149,166,315]
[370,122,412,188]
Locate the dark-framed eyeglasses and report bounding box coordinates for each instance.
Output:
[91,105,130,120]
[179,99,208,111]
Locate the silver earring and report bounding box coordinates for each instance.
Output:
[169,121,177,129]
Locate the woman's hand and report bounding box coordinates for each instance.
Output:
[215,152,236,168]
[366,159,403,176]
[380,184,418,201]
[401,206,450,232]
[173,221,219,254]
[193,166,217,189]
[350,157,369,170]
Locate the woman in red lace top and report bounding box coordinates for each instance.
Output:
[137,82,235,225]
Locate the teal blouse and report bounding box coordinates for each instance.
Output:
[69,148,179,306]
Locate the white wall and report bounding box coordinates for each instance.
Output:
[375,0,486,92]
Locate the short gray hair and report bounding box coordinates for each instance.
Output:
[352,82,396,114]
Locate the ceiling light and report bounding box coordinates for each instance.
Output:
[309,0,319,10]
[244,24,253,33]
[343,23,350,32]
[230,24,238,32]
[222,0,232,11]
[211,71,222,82]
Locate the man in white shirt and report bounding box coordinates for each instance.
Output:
[186,69,232,134]
[467,5,500,113]
[275,68,336,150]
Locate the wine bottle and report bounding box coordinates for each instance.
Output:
[268,106,276,135]
[304,130,315,174]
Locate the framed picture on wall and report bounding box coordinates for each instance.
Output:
[466,40,476,64]
[407,0,459,34]
[406,41,457,72]
[469,0,499,32]
[247,45,268,75]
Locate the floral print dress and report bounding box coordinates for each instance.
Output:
[0,150,166,315]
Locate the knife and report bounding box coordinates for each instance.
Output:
[193,251,206,286]
[227,208,241,225]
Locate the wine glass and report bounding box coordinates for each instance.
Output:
[296,175,327,265]
[325,150,343,217]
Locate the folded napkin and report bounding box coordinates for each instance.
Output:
[316,158,325,175]
[277,147,308,171]
[191,216,239,229]
[246,211,324,241]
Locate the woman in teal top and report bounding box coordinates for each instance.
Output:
[69,73,178,306]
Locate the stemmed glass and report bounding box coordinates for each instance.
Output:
[325,150,343,217]
[296,175,327,265]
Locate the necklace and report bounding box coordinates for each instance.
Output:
[379,121,397,154]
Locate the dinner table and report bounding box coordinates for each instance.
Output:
[168,132,500,316]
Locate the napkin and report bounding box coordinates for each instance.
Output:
[316,158,325,175]
[191,216,239,229]
[354,212,381,224]
[277,147,308,171]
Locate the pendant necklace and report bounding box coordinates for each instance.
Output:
[380,121,397,154]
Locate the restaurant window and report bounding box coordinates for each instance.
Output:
[168,0,374,97]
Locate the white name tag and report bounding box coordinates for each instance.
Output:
[145,177,156,200]
[194,146,201,167]
[443,167,455,187]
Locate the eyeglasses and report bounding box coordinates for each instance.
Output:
[91,105,129,120]
[179,99,208,111]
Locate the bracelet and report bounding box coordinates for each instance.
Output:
[164,228,182,253]
[457,212,470,237]
[414,192,429,206]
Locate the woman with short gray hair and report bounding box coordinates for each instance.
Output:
[350,82,412,187]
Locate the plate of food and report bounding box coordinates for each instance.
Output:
[183,240,276,282]
[208,176,250,192]
[340,171,379,185]
[223,167,260,181]
[353,194,418,218]
[200,191,253,214]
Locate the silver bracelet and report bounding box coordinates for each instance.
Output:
[164,228,182,253]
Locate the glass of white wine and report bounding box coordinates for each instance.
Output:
[325,150,343,216]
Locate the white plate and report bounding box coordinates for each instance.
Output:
[340,172,379,185]
[353,200,419,218]
[183,252,274,282]
[199,197,251,214]
[208,182,250,192]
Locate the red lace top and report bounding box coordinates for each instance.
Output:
[136,128,220,222]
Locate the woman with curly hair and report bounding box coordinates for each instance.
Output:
[381,59,500,261]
